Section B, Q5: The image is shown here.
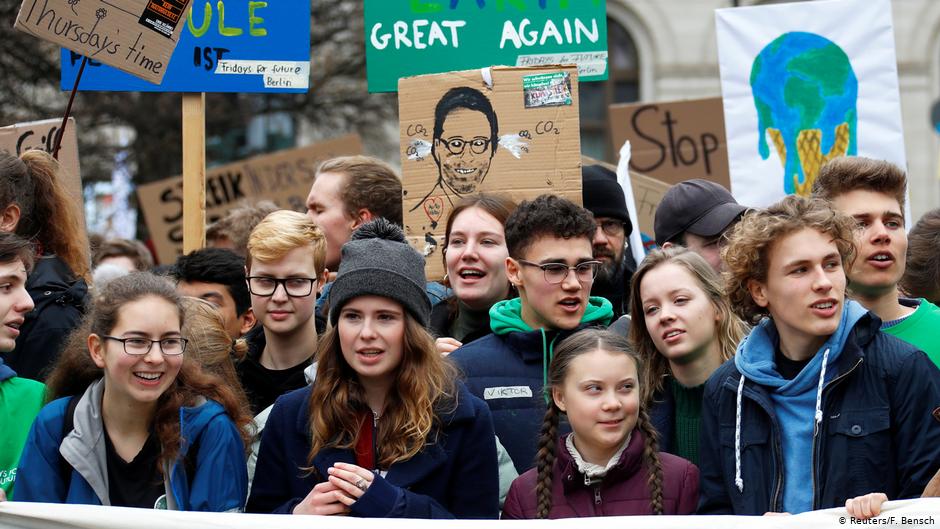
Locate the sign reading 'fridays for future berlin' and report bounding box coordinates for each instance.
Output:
[364,0,608,93]
[61,0,310,92]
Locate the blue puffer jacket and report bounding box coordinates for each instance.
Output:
[698,312,940,515]
[449,297,613,474]
[246,381,499,518]
[15,379,248,511]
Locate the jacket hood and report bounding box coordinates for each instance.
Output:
[734,300,867,391]
[488,296,613,335]
[728,299,868,498]
[0,356,14,382]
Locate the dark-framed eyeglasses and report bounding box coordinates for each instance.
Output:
[440,136,491,156]
[517,259,602,284]
[247,276,317,297]
[597,219,626,236]
[101,335,188,356]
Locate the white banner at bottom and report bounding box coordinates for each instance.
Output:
[1,499,939,529]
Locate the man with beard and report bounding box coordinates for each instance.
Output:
[582,165,636,319]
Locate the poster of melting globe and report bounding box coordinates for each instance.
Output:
[715,0,906,207]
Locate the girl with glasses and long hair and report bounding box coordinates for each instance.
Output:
[15,272,252,511]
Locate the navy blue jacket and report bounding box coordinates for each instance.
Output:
[698,313,940,515]
[649,387,676,455]
[246,382,499,518]
[450,326,588,475]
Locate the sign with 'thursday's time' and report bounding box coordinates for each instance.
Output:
[365,0,607,93]
[16,0,192,84]
[61,0,310,92]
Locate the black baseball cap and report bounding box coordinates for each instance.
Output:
[654,179,747,247]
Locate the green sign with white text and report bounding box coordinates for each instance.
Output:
[365,0,607,93]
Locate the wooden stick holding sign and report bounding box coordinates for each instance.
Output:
[182,93,206,254]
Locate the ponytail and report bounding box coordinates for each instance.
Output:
[535,402,560,519]
[18,150,90,281]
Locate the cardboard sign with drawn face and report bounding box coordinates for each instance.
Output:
[400,66,582,280]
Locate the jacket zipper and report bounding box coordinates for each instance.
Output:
[737,376,785,511]
[810,357,863,510]
[372,411,380,473]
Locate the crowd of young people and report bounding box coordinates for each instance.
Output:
[0,149,938,522]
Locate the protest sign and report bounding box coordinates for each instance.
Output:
[137,134,362,264]
[60,0,310,93]
[365,0,607,93]
[609,97,730,189]
[0,118,82,212]
[400,65,581,279]
[15,0,192,84]
[716,0,906,208]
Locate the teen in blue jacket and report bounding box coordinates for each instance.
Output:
[15,272,251,511]
[450,195,614,474]
[247,219,498,519]
[699,196,940,515]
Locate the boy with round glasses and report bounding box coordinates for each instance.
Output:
[450,194,614,474]
[239,211,327,416]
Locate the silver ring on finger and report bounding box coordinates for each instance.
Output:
[355,478,367,492]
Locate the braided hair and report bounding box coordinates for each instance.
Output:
[534,328,662,518]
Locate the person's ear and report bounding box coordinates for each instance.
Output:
[238,309,257,335]
[552,386,566,412]
[661,241,674,250]
[352,209,374,229]
[748,279,770,308]
[505,257,523,288]
[0,204,21,233]
[88,334,106,369]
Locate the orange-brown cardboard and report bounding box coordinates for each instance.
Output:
[15,0,192,84]
[400,65,582,280]
[609,97,730,189]
[138,134,363,264]
[0,117,83,222]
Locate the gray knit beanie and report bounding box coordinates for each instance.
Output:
[329,218,430,326]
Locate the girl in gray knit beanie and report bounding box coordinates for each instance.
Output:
[247,219,500,519]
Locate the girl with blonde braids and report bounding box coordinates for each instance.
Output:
[502,329,698,519]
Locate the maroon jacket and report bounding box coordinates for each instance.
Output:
[502,430,699,519]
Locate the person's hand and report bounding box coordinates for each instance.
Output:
[0,488,6,502]
[762,512,791,516]
[923,468,940,497]
[436,337,462,356]
[292,481,352,515]
[846,493,888,520]
[327,462,375,504]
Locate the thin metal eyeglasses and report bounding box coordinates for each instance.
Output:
[101,335,188,356]
[440,136,491,156]
[247,276,317,297]
[597,219,625,236]
[517,260,602,284]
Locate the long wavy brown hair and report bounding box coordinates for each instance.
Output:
[0,150,90,281]
[46,272,253,467]
[628,247,746,404]
[535,329,663,518]
[306,310,458,469]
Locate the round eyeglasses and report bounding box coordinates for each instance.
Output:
[441,136,491,156]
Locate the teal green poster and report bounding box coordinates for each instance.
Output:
[364,0,607,93]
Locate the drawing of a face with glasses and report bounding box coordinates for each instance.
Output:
[432,87,499,196]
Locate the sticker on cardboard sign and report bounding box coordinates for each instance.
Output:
[139,0,190,38]
[522,72,572,109]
